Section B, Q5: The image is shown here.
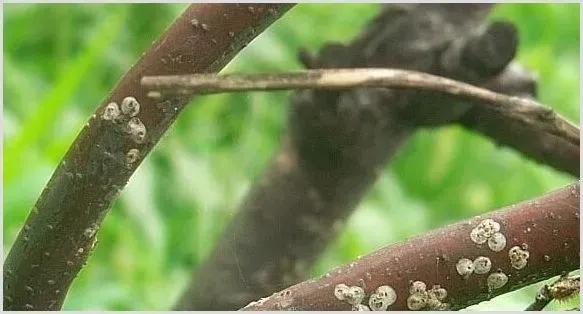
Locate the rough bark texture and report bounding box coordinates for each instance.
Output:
[462,62,580,177]
[174,3,561,310]
[242,183,580,310]
[461,65,580,177]
[2,4,294,311]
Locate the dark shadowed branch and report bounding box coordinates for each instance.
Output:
[242,183,580,310]
[2,4,294,311]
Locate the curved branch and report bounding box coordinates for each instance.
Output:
[242,183,580,310]
[461,63,579,177]
[142,68,579,148]
[3,4,294,311]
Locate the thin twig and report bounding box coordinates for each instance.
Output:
[526,284,553,311]
[141,68,579,148]
[526,275,580,311]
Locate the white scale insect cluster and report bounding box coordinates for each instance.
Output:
[457,217,518,295]
[127,117,147,144]
[487,232,507,252]
[453,217,511,297]
[100,96,146,167]
[456,258,475,279]
[332,217,530,310]
[334,284,367,310]
[470,218,507,252]
[125,148,141,164]
[334,284,396,311]
[368,285,397,311]
[100,96,147,145]
[121,96,140,117]
[102,102,121,121]
[406,280,449,310]
[508,245,530,270]
[487,271,509,292]
[473,256,492,275]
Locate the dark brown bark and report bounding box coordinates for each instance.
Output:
[460,105,579,177]
[174,3,552,310]
[2,4,294,311]
[242,183,580,310]
[460,63,579,177]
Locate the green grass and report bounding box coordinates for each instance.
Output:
[3,4,579,310]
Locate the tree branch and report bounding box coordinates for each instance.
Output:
[460,63,579,177]
[142,68,579,149]
[242,183,580,310]
[3,4,294,311]
[525,274,580,311]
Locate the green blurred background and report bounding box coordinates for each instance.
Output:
[3,4,579,310]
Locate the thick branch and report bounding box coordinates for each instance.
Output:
[242,183,580,310]
[3,4,294,311]
[142,68,579,148]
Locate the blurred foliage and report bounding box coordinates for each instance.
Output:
[3,4,579,310]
